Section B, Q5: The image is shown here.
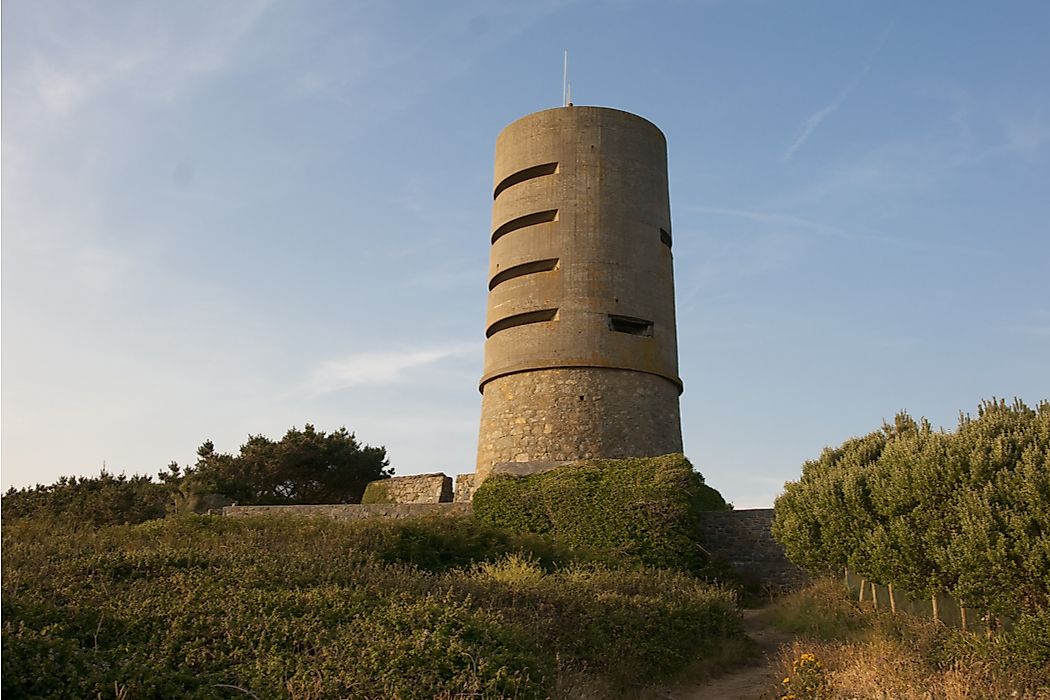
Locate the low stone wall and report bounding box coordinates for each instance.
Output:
[362,474,452,504]
[698,508,807,593]
[453,474,480,503]
[223,503,472,521]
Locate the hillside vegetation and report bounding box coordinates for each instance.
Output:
[770,579,1050,699]
[3,455,745,699]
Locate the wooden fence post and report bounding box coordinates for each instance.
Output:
[960,601,968,632]
[888,582,897,614]
[871,582,879,611]
[932,594,939,623]
[859,578,867,604]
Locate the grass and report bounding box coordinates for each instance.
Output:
[2,514,748,699]
[767,579,1050,700]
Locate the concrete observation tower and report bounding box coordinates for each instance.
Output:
[475,106,683,480]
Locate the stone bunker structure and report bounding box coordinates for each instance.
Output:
[476,106,683,480]
[220,107,808,593]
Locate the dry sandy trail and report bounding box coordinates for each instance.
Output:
[661,609,795,700]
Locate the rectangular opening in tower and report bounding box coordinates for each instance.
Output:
[660,228,673,248]
[608,315,654,337]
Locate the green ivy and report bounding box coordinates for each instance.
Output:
[472,454,730,575]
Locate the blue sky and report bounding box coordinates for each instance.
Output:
[3,1,1048,507]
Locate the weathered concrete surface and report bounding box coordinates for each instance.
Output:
[698,509,808,593]
[477,106,683,478]
[362,473,452,504]
[222,503,472,521]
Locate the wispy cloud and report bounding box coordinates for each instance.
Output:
[309,343,478,393]
[5,2,274,126]
[981,111,1050,160]
[684,203,986,256]
[683,205,893,245]
[783,26,891,162]
[1006,310,1050,339]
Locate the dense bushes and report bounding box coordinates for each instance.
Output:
[2,515,745,699]
[181,425,391,506]
[472,454,729,575]
[1,471,170,526]
[773,399,1050,617]
[2,424,391,526]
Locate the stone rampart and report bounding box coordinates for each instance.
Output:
[223,503,472,521]
[362,473,452,504]
[698,508,807,593]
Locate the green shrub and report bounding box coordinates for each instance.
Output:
[2,514,745,698]
[2,471,170,526]
[773,399,1050,617]
[471,454,729,575]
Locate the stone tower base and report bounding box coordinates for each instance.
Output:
[476,367,682,480]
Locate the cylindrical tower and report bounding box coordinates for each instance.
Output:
[476,106,683,480]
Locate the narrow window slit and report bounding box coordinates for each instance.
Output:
[488,258,559,291]
[608,315,653,337]
[493,162,558,200]
[660,228,672,248]
[491,209,558,244]
[486,308,558,338]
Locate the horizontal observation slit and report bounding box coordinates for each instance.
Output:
[608,315,654,337]
[491,209,558,244]
[486,308,558,339]
[488,258,559,291]
[493,162,558,200]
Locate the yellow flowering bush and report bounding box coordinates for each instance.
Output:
[780,652,827,700]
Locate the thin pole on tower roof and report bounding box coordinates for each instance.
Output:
[563,50,568,106]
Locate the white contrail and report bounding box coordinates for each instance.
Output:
[309,342,478,393]
[783,26,892,162]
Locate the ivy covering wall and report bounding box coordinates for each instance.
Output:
[472,453,729,574]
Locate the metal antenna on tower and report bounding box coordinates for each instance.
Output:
[563,50,569,106]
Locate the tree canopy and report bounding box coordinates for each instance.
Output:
[2,424,393,524]
[180,424,392,506]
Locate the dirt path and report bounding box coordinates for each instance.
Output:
[662,609,795,700]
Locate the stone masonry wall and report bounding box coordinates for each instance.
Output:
[223,503,471,521]
[362,474,452,504]
[476,367,682,479]
[698,508,808,593]
[453,474,480,503]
